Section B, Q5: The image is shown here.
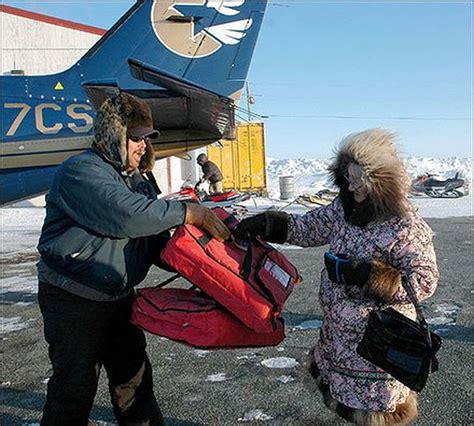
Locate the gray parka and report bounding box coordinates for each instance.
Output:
[37,94,185,300]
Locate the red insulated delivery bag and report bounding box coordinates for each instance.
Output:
[160,208,301,333]
[131,287,285,348]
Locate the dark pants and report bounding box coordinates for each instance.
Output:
[38,281,164,426]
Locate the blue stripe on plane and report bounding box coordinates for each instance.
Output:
[1,148,87,158]
[0,166,58,206]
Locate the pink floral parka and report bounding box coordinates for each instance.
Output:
[287,198,439,412]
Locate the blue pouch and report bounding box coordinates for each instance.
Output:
[323,252,350,285]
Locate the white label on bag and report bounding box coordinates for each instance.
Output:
[263,258,291,288]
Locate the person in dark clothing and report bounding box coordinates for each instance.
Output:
[196,153,224,194]
[37,93,230,425]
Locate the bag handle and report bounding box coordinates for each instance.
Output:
[151,273,199,292]
[154,274,180,288]
[239,237,279,330]
[400,276,428,326]
[399,276,437,356]
[241,240,253,280]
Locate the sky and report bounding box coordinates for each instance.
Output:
[2,0,472,159]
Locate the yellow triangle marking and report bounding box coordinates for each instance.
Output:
[54,81,64,90]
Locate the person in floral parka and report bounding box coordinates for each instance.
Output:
[234,129,439,425]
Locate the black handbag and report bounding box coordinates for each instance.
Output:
[356,276,441,392]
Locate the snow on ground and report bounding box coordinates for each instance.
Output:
[1,205,45,253]
[292,319,323,330]
[238,409,273,422]
[261,357,300,369]
[193,349,211,358]
[276,375,295,384]
[0,316,34,334]
[205,373,227,382]
[427,303,462,328]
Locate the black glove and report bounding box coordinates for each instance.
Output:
[233,211,289,244]
[324,252,372,287]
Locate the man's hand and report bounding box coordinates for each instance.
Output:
[233,211,288,244]
[184,203,230,242]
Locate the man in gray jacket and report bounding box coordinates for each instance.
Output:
[37,93,229,425]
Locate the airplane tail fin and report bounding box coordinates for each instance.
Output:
[80,0,268,98]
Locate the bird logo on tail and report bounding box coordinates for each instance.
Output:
[151,0,253,58]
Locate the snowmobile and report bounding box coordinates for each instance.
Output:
[161,183,251,208]
[411,172,468,198]
[297,189,338,207]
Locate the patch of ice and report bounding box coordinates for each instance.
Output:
[261,357,299,369]
[193,349,211,358]
[427,317,454,326]
[293,319,322,330]
[272,244,303,250]
[42,377,50,384]
[15,301,34,306]
[0,316,32,334]
[434,303,461,316]
[428,304,460,327]
[205,373,227,382]
[0,276,37,294]
[276,375,295,384]
[237,353,257,360]
[276,347,285,352]
[238,409,273,422]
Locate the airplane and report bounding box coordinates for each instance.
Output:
[0,0,268,205]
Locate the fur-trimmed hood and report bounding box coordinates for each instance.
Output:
[92,93,155,174]
[329,129,411,223]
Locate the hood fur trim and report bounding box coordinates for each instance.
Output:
[329,129,411,221]
[92,93,156,173]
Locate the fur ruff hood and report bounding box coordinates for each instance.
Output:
[329,129,411,223]
[92,93,155,174]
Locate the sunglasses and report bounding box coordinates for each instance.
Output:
[129,135,151,143]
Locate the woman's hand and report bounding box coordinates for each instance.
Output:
[233,211,289,244]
